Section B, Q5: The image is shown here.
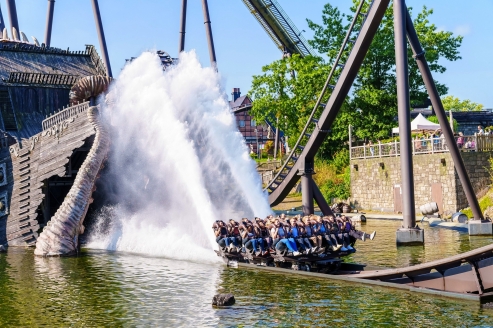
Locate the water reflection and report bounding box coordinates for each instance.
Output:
[0,220,492,326]
[346,220,493,268]
[215,267,493,327]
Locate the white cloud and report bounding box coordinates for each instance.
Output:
[454,24,472,36]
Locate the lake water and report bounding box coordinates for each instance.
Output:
[1,220,493,327]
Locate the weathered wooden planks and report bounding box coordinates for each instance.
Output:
[3,110,96,246]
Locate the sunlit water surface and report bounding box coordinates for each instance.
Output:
[1,220,493,327]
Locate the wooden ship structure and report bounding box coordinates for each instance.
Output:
[0,37,109,248]
[0,0,115,255]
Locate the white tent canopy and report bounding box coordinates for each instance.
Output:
[392,113,440,134]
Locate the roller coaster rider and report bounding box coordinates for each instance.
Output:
[341,215,376,242]
[333,216,354,252]
[255,218,272,251]
[270,219,301,256]
[213,220,228,248]
[314,216,342,252]
[241,224,267,256]
[303,216,323,251]
[227,219,242,251]
[289,218,313,254]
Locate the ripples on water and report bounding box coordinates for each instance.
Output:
[0,220,492,326]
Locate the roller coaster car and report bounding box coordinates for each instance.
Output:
[215,247,350,273]
[271,250,349,264]
[215,248,274,266]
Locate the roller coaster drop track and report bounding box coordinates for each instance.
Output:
[263,0,380,213]
[241,0,315,57]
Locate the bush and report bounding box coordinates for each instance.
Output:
[461,157,493,218]
[264,140,274,155]
[462,193,493,219]
[314,152,350,202]
[331,149,349,174]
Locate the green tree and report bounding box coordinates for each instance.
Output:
[441,95,484,111]
[249,54,330,148]
[249,1,463,159]
[427,115,459,132]
[308,1,463,149]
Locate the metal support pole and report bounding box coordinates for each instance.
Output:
[394,0,416,229]
[274,117,279,159]
[300,158,315,215]
[348,125,353,160]
[200,0,217,67]
[312,180,335,216]
[44,0,55,47]
[0,4,6,32]
[5,0,19,36]
[255,128,259,159]
[405,9,483,220]
[178,0,187,53]
[91,0,112,77]
[301,174,314,216]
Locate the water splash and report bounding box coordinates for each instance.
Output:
[86,51,271,262]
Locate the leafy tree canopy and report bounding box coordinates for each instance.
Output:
[441,95,484,112]
[249,1,463,159]
[427,115,459,132]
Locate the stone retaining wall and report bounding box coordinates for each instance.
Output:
[350,152,492,213]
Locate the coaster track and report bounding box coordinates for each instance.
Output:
[241,0,315,57]
[261,0,387,207]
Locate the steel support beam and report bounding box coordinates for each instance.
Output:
[44,0,55,47]
[0,5,5,32]
[201,0,217,67]
[301,174,314,216]
[405,10,483,220]
[300,157,315,215]
[312,180,335,217]
[393,0,416,229]
[178,0,187,53]
[268,0,390,207]
[91,0,112,77]
[5,0,19,36]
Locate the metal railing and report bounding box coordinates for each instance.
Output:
[350,135,493,159]
[42,101,90,130]
[0,42,92,56]
[241,0,315,57]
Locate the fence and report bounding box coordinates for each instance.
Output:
[42,101,90,130]
[350,135,493,159]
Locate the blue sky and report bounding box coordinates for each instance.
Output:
[1,0,491,107]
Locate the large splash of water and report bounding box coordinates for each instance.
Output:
[87,51,271,262]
